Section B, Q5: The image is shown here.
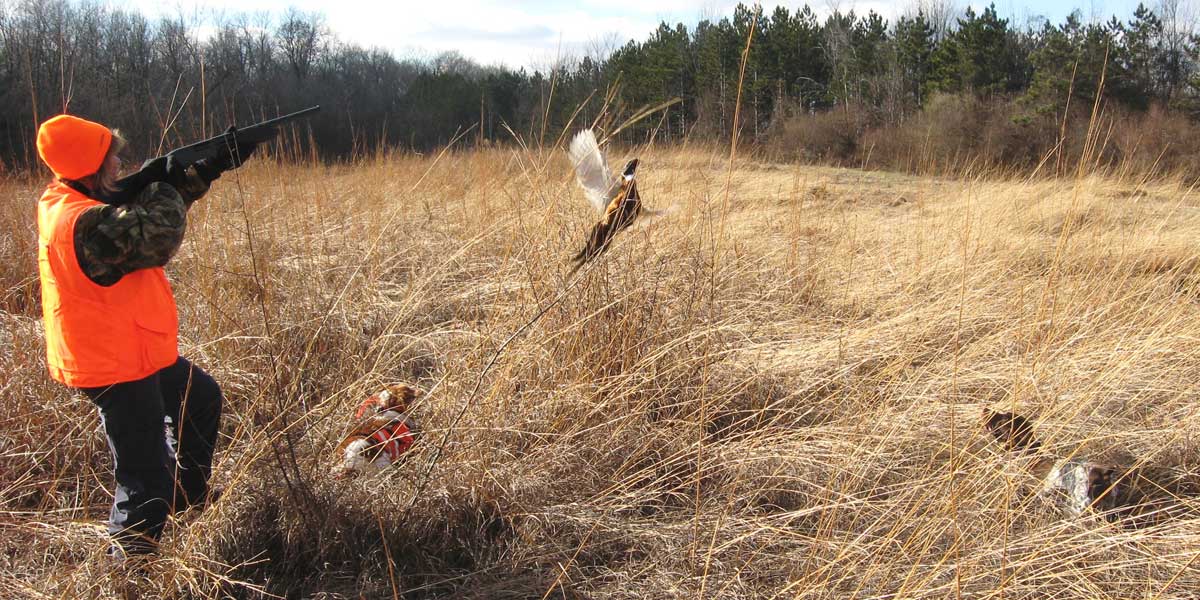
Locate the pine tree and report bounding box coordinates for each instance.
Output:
[928,4,1023,97]
[1125,3,1165,102]
[691,18,728,136]
[1025,12,1137,115]
[895,12,936,108]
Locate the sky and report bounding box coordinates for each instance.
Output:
[117,0,1159,69]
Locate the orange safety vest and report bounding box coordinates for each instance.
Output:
[37,182,179,387]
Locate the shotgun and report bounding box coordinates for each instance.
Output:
[98,105,321,204]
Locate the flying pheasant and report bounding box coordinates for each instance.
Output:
[567,129,654,274]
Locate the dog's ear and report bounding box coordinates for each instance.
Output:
[983,409,1041,453]
[1029,456,1056,481]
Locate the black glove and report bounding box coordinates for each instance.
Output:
[192,128,260,184]
[139,154,191,188]
[192,157,223,184]
[213,125,260,171]
[138,155,168,180]
[165,155,191,188]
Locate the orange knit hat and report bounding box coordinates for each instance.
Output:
[36,115,112,180]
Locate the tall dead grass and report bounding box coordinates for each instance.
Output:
[1,142,1198,598]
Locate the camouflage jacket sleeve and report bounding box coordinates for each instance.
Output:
[72,170,210,287]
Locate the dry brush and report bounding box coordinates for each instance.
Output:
[1,146,1198,598]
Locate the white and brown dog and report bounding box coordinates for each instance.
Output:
[333,383,421,479]
[983,409,1147,519]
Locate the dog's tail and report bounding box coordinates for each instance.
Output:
[983,409,1042,453]
[566,254,586,277]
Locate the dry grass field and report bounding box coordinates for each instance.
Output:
[1,144,1199,598]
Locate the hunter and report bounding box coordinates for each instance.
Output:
[34,114,256,557]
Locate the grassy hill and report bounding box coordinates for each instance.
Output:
[1,146,1198,598]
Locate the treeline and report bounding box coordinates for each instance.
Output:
[2,0,1200,173]
[0,1,555,168]
[602,1,1200,171]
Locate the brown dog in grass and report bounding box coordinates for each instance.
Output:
[332,383,421,479]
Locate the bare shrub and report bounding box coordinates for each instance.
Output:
[765,103,868,164]
[768,94,1200,180]
[1106,104,1200,176]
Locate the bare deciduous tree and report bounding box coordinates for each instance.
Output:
[1156,0,1196,101]
[277,8,325,81]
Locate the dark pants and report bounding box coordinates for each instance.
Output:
[79,357,222,554]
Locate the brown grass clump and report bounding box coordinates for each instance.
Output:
[1,143,1199,599]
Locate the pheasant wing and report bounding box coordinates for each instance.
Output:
[568,129,618,214]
